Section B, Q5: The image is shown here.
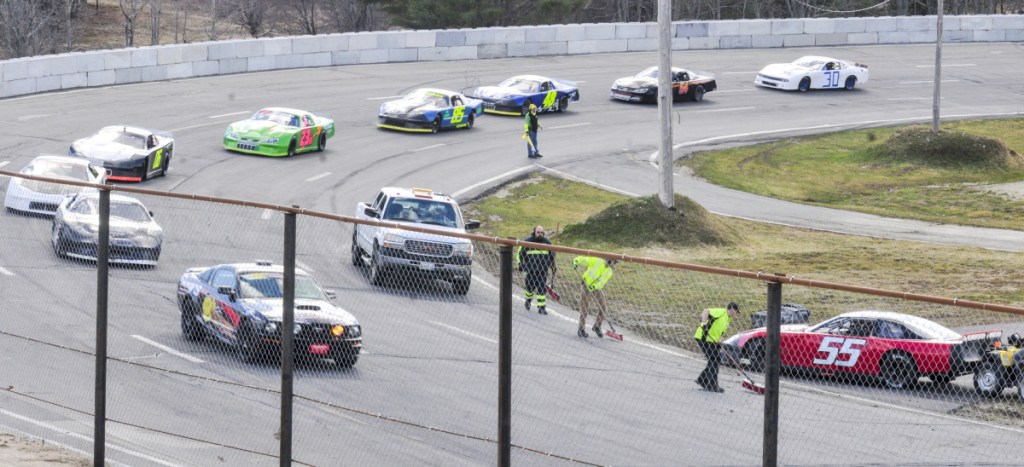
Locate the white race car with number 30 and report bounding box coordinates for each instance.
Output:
[754,56,869,92]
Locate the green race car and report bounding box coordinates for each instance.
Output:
[223,107,336,157]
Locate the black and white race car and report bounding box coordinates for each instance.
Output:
[69,125,174,182]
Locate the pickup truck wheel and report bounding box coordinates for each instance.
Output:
[369,246,386,286]
[350,231,363,266]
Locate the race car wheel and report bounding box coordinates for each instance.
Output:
[317,133,327,152]
[973,360,1005,397]
[453,277,470,296]
[467,113,475,129]
[880,352,917,390]
[1017,372,1024,400]
[51,226,66,257]
[160,154,170,177]
[180,298,203,341]
[521,102,532,116]
[287,139,297,157]
[236,322,261,364]
[557,96,569,112]
[350,231,363,266]
[691,85,705,102]
[369,245,386,286]
[431,117,441,134]
[844,76,857,90]
[745,338,766,372]
[798,77,811,93]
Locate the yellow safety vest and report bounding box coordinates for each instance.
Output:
[573,256,613,291]
[694,308,731,344]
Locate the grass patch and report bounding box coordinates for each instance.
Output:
[680,119,1024,230]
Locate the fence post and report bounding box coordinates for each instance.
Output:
[94,187,110,466]
[280,210,296,466]
[498,245,512,467]
[764,281,782,467]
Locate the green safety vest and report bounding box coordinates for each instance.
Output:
[573,256,613,291]
[694,308,731,344]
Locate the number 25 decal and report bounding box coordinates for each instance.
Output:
[813,337,866,367]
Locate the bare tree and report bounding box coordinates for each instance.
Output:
[0,0,60,58]
[230,0,281,37]
[150,0,161,45]
[322,0,383,32]
[120,0,148,46]
[291,0,318,35]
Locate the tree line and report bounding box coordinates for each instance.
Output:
[1,0,1021,59]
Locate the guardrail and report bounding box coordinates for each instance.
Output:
[1,14,1021,99]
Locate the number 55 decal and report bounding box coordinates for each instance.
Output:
[813,337,866,367]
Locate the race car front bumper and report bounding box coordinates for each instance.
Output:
[377,116,434,133]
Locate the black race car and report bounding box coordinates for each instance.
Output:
[176,260,362,367]
[51,191,163,266]
[610,66,717,103]
[69,125,174,182]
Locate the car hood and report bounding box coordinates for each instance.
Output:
[17,177,85,196]
[229,120,290,137]
[71,139,143,162]
[65,213,162,236]
[473,86,524,101]
[613,76,658,88]
[244,298,359,326]
[759,63,807,78]
[380,100,438,117]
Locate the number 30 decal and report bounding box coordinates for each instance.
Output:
[813,337,866,367]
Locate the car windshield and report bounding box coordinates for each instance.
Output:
[637,67,659,79]
[406,90,448,107]
[237,272,326,300]
[251,110,300,127]
[383,198,458,227]
[95,128,147,149]
[26,160,89,181]
[497,77,539,93]
[68,198,150,222]
[793,58,825,68]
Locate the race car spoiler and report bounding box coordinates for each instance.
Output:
[951,330,1003,372]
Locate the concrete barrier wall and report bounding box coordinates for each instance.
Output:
[1,15,1021,99]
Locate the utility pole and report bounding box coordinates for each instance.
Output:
[932,0,944,134]
[657,0,674,209]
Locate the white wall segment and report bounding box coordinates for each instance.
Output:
[0,15,1020,99]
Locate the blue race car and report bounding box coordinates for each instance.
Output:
[377,88,484,133]
[472,74,580,116]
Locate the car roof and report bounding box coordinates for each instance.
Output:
[379,186,454,202]
[412,88,456,97]
[640,65,688,73]
[227,262,311,276]
[74,190,148,205]
[98,125,151,136]
[835,310,960,339]
[258,107,310,117]
[508,74,549,83]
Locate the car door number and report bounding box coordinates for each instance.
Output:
[300,128,314,147]
[824,71,840,88]
[450,106,465,124]
[542,90,557,108]
[813,336,866,367]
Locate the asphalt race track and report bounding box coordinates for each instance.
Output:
[1,42,1023,466]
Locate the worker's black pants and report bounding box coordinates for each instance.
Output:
[696,340,721,389]
[524,270,548,307]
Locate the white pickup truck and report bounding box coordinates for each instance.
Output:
[351,187,480,295]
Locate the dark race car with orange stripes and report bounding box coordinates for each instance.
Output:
[610,66,716,104]
[176,260,362,367]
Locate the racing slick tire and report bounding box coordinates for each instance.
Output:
[880,352,918,390]
[745,338,766,372]
[51,225,66,257]
[236,322,262,364]
[798,77,811,93]
[974,359,1006,397]
[160,154,171,178]
[368,245,386,286]
[350,231,363,266]
[844,76,857,90]
[287,139,297,157]
[691,85,705,103]
[431,117,441,134]
[180,298,203,341]
[558,96,569,112]
[317,133,327,152]
[466,113,475,129]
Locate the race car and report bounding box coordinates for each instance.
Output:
[68,126,173,182]
[754,56,869,92]
[377,88,485,133]
[4,155,107,216]
[223,107,335,157]
[472,74,580,115]
[176,260,362,366]
[610,66,717,103]
[51,191,163,266]
[722,310,1001,389]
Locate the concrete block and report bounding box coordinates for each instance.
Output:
[536,42,568,55]
[676,22,708,38]
[180,44,208,62]
[448,45,478,60]
[974,29,1006,41]
[359,49,389,63]
[865,18,899,32]
[687,37,718,49]
[752,35,784,48]
[567,39,627,54]
[377,31,406,49]
[464,29,496,46]
[616,23,647,39]
[235,40,265,57]
[833,18,866,33]
[263,37,292,56]
[556,24,587,41]
[405,31,436,48]
[627,38,658,51]
[815,33,848,46]
[2,60,28,81]
[645,23,659,38]
[218,57,247,74]
[292,36,324,54]
[942,17,961,30]
[8,78,35,96]
[208,42,238,60]
[709,21,741,36]
[477,43,507,59]
[508,42,540,57]
[157,46,182,65]
[114,67,143,83]
[332,50,361,65]
[782,34,815,47]
[878,31,934,43]
[140,65,170,81]
[525,26,557,42]
[0,81,7,99]
[737,20,772,35]
[35,75,61,93]
[166,63,193,79]
[772,20,803,35]
[302,52,332,67]
[193,60,220,76]
[348,33,378,50]
[131,48,158,67]
[803,18,835,34]
[319,34,351,52]
[495,28,526,44]
[943,30,973,42]
[1006,29,1024,41]
[897,16,934,32]
[993,15,1024,30]
[27,57,59,77]
[104,50,132,70]
[61,73,88,89]
[247,56,276,72]
[719,35,752,49]
[388,48,418,62]
[436,31,466,47]
[671,37,691,50]
[959,16,992,30]
[847,32,878,45]
[76,53,106,72]
[584,24,616,40]
[417,47,449,61]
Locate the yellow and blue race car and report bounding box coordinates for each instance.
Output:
[472,74,580,116]
[377,88,484,133]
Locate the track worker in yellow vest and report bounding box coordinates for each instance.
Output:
[516,225,556,315]
[694,302,740,392]
[573,256,617,338]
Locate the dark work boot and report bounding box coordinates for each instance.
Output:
[577,328,588,338]
[592,325,603,338]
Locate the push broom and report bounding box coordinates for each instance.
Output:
[723,351,766,395]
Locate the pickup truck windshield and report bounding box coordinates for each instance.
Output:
[383,198,458,227]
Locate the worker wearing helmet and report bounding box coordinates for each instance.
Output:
[524,103,542,158]
[694,302,740,392]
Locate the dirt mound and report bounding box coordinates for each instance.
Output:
[869,127,1023,169]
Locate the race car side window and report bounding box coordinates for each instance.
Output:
[875,320,906,339]
[211,269,237,291]
[198,268,214,284]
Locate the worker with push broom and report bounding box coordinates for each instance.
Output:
[573,256,617,338]
[694,302,740,393]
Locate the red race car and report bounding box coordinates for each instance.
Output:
[722,310,1001,389]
